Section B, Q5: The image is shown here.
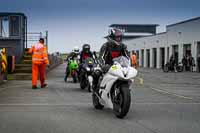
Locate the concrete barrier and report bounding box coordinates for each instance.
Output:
[47,54,63,72]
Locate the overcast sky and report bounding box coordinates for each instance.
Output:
[0,0,199,53]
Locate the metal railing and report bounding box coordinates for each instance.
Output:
[26,31,48,49]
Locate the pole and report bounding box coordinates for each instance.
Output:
[46,31,48,52]
[39,32,42,38]
[25,17,27,49]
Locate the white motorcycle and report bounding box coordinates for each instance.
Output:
[92,56,138,118]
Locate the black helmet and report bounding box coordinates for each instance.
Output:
[82,44,90,53]
[108,28,123,43]
[39,38,45,44]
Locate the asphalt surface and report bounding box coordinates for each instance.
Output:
[0,63,200,133]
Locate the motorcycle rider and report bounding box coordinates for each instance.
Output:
[64,46,79,82]
[80,44,93,63]
[99,28,129,66]
[93,28,129,90]
[79,44,94,82]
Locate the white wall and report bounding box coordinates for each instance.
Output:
[125,33,167,68]
[124,17,200,70]
[125,33,167,50]
[167,18,200,65]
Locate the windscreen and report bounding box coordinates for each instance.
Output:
[113,56,130,67]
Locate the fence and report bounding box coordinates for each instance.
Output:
[27,31,48,49]
[47,54,63,72]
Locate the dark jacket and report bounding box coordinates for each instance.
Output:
[99,41,129,65]
[66,52,79,61]
[197,56,200,66]
[80,51,93,63]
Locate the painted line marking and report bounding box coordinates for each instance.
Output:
[0,103,91,106]
[136,77,144,85]
[133,103,200,105]
[151,87,194,100]
[0,102,199,106]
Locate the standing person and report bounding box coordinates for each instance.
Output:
[186,55,190,71]
[182,55,187,71]
[170,55,177,72]
[131,51,137,69]
[197,54,200,72]
[189,55,195,72]
[28,38,49,89]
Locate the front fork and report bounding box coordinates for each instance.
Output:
[88,75,93,90]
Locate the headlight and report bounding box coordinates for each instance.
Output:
[86,67,90,71]
[122,68,128,77]
[94,67,101,71]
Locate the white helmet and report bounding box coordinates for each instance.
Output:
[73,46,79,54]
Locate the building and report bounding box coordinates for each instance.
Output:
[124,17,200,70]
[0,12,27,63]
[106,24,159,41]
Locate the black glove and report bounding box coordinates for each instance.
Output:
[102,64,110,73]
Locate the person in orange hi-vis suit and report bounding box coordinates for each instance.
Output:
[131,52,138,69]
[28,38,49,89]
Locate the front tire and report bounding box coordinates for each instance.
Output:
[80,75,87,89]
[113,85,131,119]
[80,80,86,89]
[88,85,92,92]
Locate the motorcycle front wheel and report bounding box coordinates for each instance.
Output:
[112,85,131,119]
[88,85,92,92]
[80,75,87,89]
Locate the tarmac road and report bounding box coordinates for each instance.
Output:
[0,64,199,133]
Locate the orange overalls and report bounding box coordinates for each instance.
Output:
[28,43,49,87]
[131,54,138,69]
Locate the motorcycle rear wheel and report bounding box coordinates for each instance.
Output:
[73,76,77,83]
[72,72,78,83]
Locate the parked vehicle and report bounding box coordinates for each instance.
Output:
[92,56,137,118]
[163,62,183,72]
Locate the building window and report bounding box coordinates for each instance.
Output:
[0,17,9,37]
[10,16,20,36]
